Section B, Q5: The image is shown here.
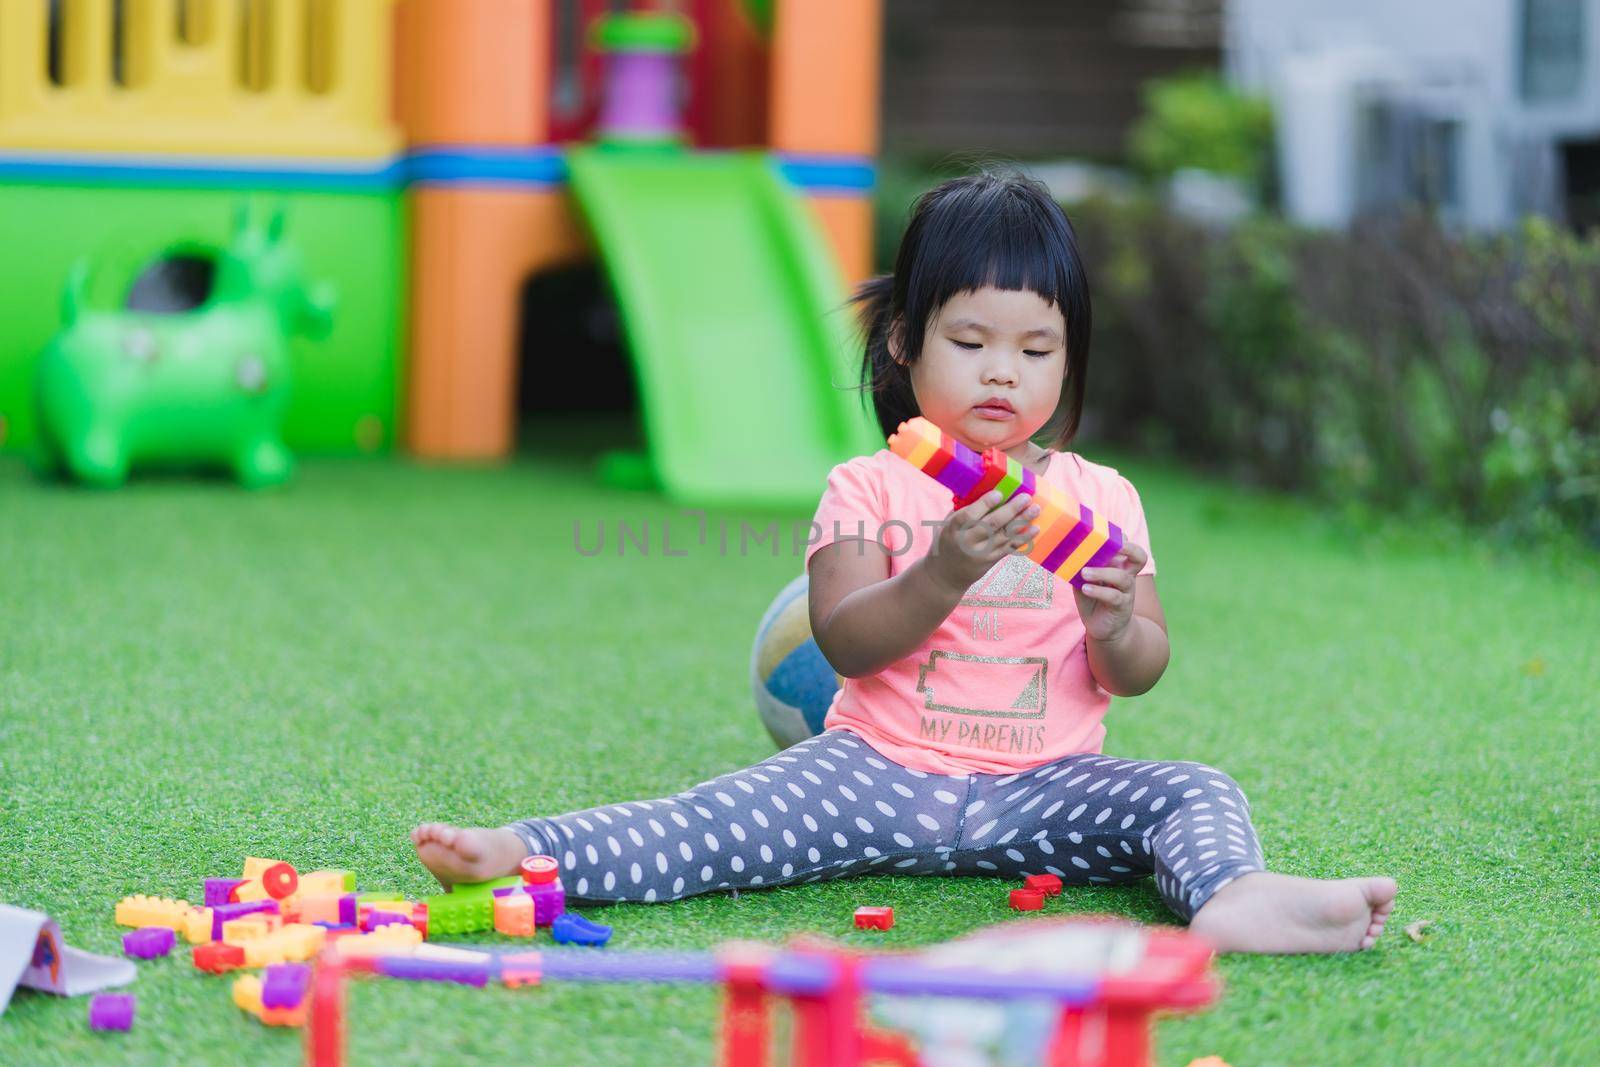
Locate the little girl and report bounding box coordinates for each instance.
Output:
[413,169,1396,953]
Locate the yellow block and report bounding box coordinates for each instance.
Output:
[332,924,422,960]
[114,895,189,930]
[0,2,400,158]
[240,857,289,880]
[182,906,214,945]
[295,870,353,898]
[232,879,271,903]
[1051,509,1110,581]
[232,973,264,1017]
[241,923,326,968]
[222,914,276,945]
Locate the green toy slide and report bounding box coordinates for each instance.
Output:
[565,147,882,509]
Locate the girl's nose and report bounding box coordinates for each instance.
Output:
[982,358,1019,387]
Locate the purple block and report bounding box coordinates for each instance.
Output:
[365,910,410,930]
[491,885,521,897]
[262,963,312,1009]
[933,450,985,500]
[88,993,135,1032]
[1070,522,1126,588]
[551,911,612,947]
[337,893,357,926]
[210,899,279,941]
[203,878,245,907]
[122,926,175,960]
[377,957,491,987]
[1040,508,1094,574]
[527,882,566,926]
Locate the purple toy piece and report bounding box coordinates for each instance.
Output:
[365,910,410,930]
[524,880,565,926]
[88,993,135,1031]
[377,956,491,988]
[210,899,279,940]
[122,926,175,959]
[262,963,312,1009]
[204,878,245,907]
[337,893,357,927]
[551,912,612,947]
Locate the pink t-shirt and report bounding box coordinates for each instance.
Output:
[803,447,1157,775]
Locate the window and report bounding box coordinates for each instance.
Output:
[1520,0,1587,103]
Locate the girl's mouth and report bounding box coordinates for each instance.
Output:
[973,404,1015,420]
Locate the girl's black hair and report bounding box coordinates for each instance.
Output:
[853,166,1092,448]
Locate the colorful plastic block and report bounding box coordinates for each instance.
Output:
[888,416,1126,588]
[223,914,277,944]
[122,926,175,959]
[1023,874,1063,897]
[88,993,135,1031]
[232,879,271,903]
[551,912,612,947]
[1008,888,1045,912]
[209,899,279,940]
[262,963,312,1009]
[204,878,245,907]
[182,906,215,944]
[328,923,422,960]
[295,894,345,925]
[853,906,894,931]
[193,941,246,974]
[242,924,327,968]
[262,862,300,900]
[499,952,542,988]
[494,890,536,937]
[376,955,492,987]
[241,856,292,880]
[234,973,304,1026]
[296,870,356,897]
[114,895,190,930]
[363,910,411,931]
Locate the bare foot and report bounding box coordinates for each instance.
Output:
[1189,871,1397,954]
[410,823,530,887]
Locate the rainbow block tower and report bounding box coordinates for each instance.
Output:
[887,417,1125,588]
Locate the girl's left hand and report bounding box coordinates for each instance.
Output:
[1072,542,1149,644]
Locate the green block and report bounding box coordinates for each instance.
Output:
[419,877,521,937]
[0,181,404,458]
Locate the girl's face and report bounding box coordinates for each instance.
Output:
[904,286,1068,461]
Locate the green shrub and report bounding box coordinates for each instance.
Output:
[1127,72,1275,193]
[1070,199,1600,546]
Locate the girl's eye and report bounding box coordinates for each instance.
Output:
[952,340,981,350]
[1024,350,1052,358]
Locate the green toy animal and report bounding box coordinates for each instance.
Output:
[33,205,335,488]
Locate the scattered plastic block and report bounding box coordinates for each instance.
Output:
[494,890,535,937]
[421,892,493,938]
[204,878,245,907]
[223,914,277,944]
[295,895,345,925]
[499,951,542,988]
[363,910,411,931]
[520,859,566,925]
[551,912,612,947]
[182,906,215,945]
[376,955,492,987]
[88,993,135,1032]
[297,870,355,898]
[262,862,299,900]
[232,879,270,903]
[1023,874,1063,897]
[122,926,175,959]
[412,944,492,965]
[853,906,894,931]
[193,941,246,974]
[410,902,429,940]
[241,857,291,880]
[209,899,279,940]
[1008,889,1045,912]
[329,923,422,960]
[262,962,312,1009]
[114,895,190,930]
[232,973,305,1026]
[241,923,326,968]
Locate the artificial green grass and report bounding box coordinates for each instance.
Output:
[1,435,1596,1066]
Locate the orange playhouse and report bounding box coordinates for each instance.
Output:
[0,1,885,506]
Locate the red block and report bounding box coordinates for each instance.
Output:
[192,941,245,974]
[262,862,299,900]
[1024,874,1063,897]
[1009,889,1045,912]
[853,906,894,931]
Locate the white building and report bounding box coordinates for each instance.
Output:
[1227,0,1600,229]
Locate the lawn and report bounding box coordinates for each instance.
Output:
[2,427,1596,1066]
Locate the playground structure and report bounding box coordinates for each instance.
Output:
[304,918,1220,1067]
[0,0,884,504]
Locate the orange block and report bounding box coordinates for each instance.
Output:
[494,891,535,938]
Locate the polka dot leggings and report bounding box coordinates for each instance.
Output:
[505,729,1265,922]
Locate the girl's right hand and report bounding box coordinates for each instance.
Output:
[925,490,1041,595]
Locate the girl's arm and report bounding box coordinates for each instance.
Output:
[808,541,966,679]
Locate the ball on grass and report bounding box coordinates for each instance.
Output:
[750,573,842,749]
